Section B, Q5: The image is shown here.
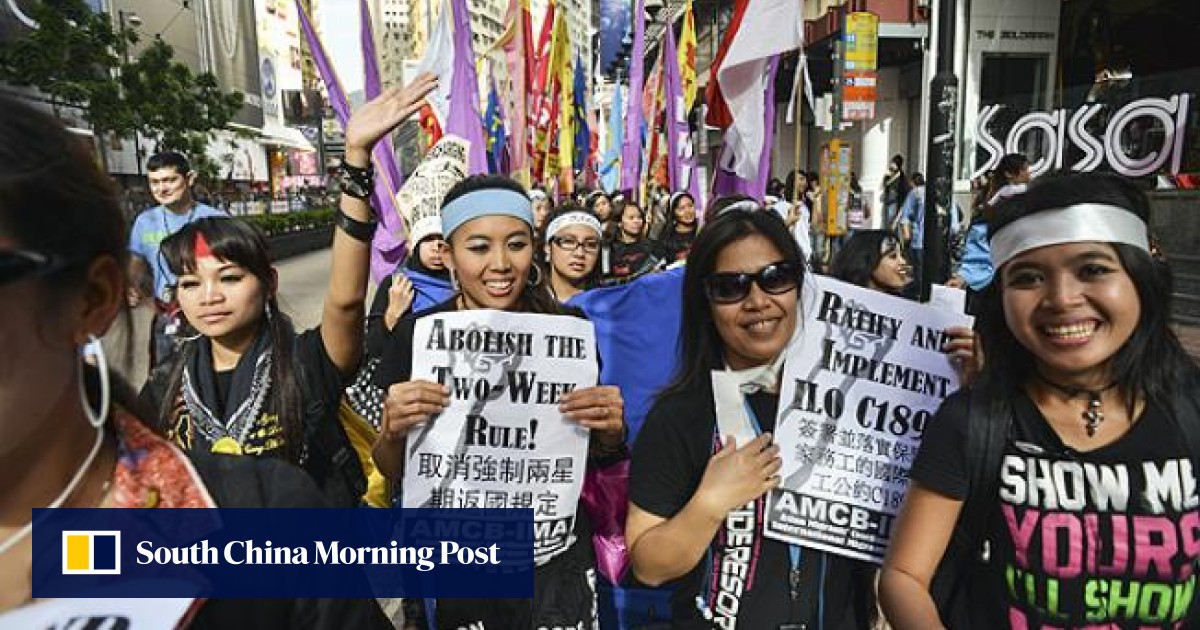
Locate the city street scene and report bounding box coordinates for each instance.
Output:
[2,0,1200,628]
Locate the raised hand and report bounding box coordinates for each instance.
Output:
[344,73,438,156]
[383,274,415,330]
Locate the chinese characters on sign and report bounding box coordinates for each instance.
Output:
[405,311,598,562]
[765,276,973,564]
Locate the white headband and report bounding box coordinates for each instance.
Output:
[528,189,548,202]
[720,199,761,215]
[990,203,1149,268]
[546,211,603,240]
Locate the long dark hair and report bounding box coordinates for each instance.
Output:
[830,230,899,289]
[158,217,306,462]
[661,207,804,398]
[977,172,1195,416]
[441,174,565,315]
[662,191,697,237]
[0,94,142,415]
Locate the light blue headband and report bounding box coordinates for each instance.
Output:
[441,188,535,237]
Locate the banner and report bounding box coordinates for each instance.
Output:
[764,275,972,564]
[405,311,597,562]
[203,0,264,127]
[30,508,533,598]
[0,598,192,630]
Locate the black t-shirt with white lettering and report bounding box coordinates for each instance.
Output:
[913,390,1200,628]
[631,377,875,629]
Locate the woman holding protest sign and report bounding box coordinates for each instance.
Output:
[880,173,1200,628]
[373,174,627,629]
[627,203,877,628]
[0,94,391,627]
[539,204,604,303]
[831,230,978,386]
[138,74,440,510]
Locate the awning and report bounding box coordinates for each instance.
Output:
[259,122,316,152]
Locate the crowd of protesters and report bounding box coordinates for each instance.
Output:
[3,71,1197,630]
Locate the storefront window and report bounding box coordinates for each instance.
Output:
[966,0,1199,186]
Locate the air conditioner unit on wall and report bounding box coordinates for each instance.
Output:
[917,0,931,8]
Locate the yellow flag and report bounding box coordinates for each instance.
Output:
[678,0,698,110]
[546,12,572,180]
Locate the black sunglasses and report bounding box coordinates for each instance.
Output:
[705,261,801,304]
[0,249,66,286]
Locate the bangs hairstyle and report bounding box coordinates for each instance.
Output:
[156,217,307,463]
[976,171,1193,416]
[830,230,900,289]
[662,208,804,398]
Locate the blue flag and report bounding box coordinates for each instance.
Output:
[567,267,684,441]
[572,55,591,173]
[599,84,623,192]
[484,78,509,174]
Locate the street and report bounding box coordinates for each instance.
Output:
[103,248,338,389]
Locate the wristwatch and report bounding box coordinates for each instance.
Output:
[337,158,375,200]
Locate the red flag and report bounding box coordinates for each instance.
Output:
[704,0,750,129]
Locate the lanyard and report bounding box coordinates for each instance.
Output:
[160,204,198,238]
[739,399,805,604]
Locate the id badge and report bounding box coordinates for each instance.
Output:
[165,319,180,336]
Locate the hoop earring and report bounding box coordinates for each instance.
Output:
[527,264,544,288]
[78,335,111,429]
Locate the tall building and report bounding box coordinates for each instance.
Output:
[407,0,511,61]
[373,0,415,88]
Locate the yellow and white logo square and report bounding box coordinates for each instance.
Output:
[62,531,121,575]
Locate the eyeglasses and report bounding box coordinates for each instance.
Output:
[705,261,801,304]
[551,236,601,254]
[0,249,66,286]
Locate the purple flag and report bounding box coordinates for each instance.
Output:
[620,0,646,194]
[298,0,407,281]
[448,0,489,174]
[712,55,778,201]
[358,0,409,280]
[662,22,693,196]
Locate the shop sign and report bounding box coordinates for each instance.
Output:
[973,94,1192,179]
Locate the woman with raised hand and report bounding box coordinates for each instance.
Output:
[0,94,391,627]
[139,74,439,508]
[627,203,877,628]
[540,203,604,303]
[880,172,1200,628]
[372,174,627,629]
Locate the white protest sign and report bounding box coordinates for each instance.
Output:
[404,310,597,563]
[765,275,974,564]
[0,597,193,629]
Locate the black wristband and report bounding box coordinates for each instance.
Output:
[337,158,375,200]
[336,209,377,243]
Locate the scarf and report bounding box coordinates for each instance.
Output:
[175,328,275,456]
[711,353,786,444]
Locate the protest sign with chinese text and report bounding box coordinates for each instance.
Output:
[405,310,597,562]
[765,275,973,564]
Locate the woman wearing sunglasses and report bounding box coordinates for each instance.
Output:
[627,205,877,628]
[0,95,390,626]
[539,204,604,303]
